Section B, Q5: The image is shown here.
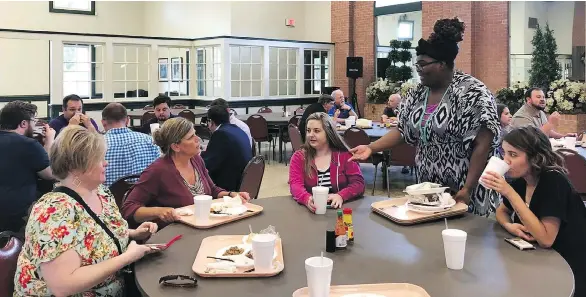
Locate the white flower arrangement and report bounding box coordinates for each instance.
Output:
[400,81,416,97]
[546,79,586,114]
[366,78,400,104]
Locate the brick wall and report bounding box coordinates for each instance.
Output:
[421,1,509,92]
[572,1,585,47]
[331,1,375,117]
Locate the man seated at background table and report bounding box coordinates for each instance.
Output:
[140,94,177,134]
[202,106,252,191]
[510,87,574,139]
[382,93,401,121]
[102,103,161,187]
[299,94,335,142]
[0,101,54,234]
[49,94,98,135]
[328,89,357,124]
[209,98,252,148]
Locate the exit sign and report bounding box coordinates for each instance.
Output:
[285,18,295,27]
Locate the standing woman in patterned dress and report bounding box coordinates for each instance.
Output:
[351,17,501,217]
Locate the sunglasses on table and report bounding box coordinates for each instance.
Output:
[159,275,198,288]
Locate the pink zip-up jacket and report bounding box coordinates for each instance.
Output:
[289,149,365,205]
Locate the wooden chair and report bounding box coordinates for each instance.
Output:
[247,115,275,161]
[0,231,23,297]
[295,106,305,116]
[288,124,303,153]
[280,117,302,164]
[238,156,266,199]
[343,127,386,195]
[178,109,196,123]
[109,174,141,209]
[557,148,586,200]
[258,106,272,113]
[386,143,417,197]
[141,111,156,126]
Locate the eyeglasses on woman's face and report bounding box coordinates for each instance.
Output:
[414,60,441,72]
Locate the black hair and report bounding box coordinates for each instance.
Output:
[153,95,172,108]
[503,126,567,175]
[0,100,38,130]
[497,104,508,118]
[317,94,334,105]
[525,87,543,99]
[207,105,230,126]
[210,98,229,109]
[62,94,83,109]
[102,103,127,123]
[416,17,465,69]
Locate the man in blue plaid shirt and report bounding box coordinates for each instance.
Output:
[102,103,161,187]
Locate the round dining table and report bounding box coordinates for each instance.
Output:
[134,196,574,297]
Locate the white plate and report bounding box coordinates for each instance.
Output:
[215,244,254,268]
[210,204,248,217]
[404,187,449,196]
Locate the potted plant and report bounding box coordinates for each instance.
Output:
[495,81,529,114]
[365,78,400,120]
[386,40,413,83]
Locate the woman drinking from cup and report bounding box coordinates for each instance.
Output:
[481,126,586,297]
[14,126,158,297]
[121,117,250,227]
[289,112,365,212]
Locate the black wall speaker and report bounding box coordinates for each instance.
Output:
[346,57,363,78]
[376,58,390,79]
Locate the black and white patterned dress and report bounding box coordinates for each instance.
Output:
[398,71,501,217]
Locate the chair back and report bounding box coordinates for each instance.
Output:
[109,174,141,209]
[230,108,238,116]
[295,107,305,116]
[0,232,23,297]
[238,156,266,199]
[178,110,196,123]
[247,115,269,140]
[388,143,416,167]
[258,106,272,113]
[143,104,154,110]
[288,124,303,152]
[141,111,156,126]
[173,104,187,109]
[343,127,370,148]
[289,115,301,127]
[557,149,586,196]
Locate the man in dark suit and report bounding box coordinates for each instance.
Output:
[202,106,253,191]
[298,94,335,142]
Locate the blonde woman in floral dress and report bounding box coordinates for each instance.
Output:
[14,126,158,297]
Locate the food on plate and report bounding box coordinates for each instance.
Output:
[245,250,253,259]
[210,203,226,214]
[175,209,194,216]
[405,182,441,191]
[408,193,442,206]
[356,118,372,128]
[222,246,245,256]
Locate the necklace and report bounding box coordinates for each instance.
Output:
[418,87,449,145]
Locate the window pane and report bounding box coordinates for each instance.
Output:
[74,62,90,72]
[304,65,312,80]
[231,64,240,80]
[126,64,138,81]
[76,46,90,63]
[63,46,76,62]
[213,81,222,96]
[138,64,149,81]
[279,81,287,96]
[214,64,222,80]
[197,80,205,96]
[313,80,321,93]
[278,48,287,65]
[230,47,239,63]
[251,81,261,96]
[159,47,169,59]
[288,49,297,64]
[288,81,296,95]
[269,81,278,96]
[324,66,329,80]
[93,45,103,63]
[196,49,205,63]
[269,48,278,64]
[240,47,251,63]
[113,46,125,62]
[93,81,103,98]
[231,81,240,97]
[206,80,214,96]
[288,65,296,79]
[312,51,320,65]
[278,64,287,80]
[241,64,251,80]
[269,64,278,79]
[321,51,329,65]
[251,47,262,63]
[138,47,150,63]
[304,50,311,65]
[113,82,125,95]
[181,81,189,96]
[304,80,312,95]
[251,64,262,80]
[113,64,125,81]
[241,81,251,97]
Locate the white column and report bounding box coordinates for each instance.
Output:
[49,40,64,110]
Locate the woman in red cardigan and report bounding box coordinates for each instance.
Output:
[289,112,365,212]
[121,117,250,227]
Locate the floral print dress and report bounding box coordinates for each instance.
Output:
[14,185,130,297]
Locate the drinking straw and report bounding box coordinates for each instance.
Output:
[444,218,449,230]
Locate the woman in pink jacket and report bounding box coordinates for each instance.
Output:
[289,112,365,212]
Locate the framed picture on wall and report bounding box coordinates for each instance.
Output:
[171,57,183,81]
[158,58,169,81]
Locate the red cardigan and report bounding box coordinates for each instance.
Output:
[121,154,225,221]
[288,150,365,205]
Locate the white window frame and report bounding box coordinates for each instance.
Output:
[229,45,264,98]
[49,1,95,15]
[303,49,331,95]
[62,43,103,99]
[269,47,298,97]
[158,46,192,97]
[195,45,223,98]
